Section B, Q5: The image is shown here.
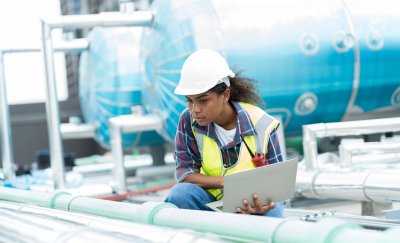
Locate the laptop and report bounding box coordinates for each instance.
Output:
[206,158,298,213]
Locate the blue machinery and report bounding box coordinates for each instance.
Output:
[77,0,400,147]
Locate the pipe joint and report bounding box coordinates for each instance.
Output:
[48,191,71,209]
[305,218,361,243]
[133,202,177,224]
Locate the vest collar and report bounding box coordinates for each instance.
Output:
[191,101,257,148]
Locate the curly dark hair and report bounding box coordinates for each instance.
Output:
[208,70,264,107]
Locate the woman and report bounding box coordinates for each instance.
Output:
[165,49,284,217]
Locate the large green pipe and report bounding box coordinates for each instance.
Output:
[0,187,398,242]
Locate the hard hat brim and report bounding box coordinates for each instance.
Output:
[174,85,210,96]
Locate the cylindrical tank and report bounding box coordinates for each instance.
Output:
[140,0,400,142]
[79,27,164,149]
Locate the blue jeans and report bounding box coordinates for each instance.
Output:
[164,182,284,217]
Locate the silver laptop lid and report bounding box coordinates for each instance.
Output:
[222,158,298,213]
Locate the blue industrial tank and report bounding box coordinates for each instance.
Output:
[140,0,400,142]
[79,27,164,149]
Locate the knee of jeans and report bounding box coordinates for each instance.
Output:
[164,183,197,204]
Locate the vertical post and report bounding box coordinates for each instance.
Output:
[0,51,16,182]
[40,20,65,189]
[110,123,127,193]
[302,125,319,170]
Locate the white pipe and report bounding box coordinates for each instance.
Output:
[296,168,400,202]
[109,114,163,193]
[1,39,89,53]
[41,20,66,189]
[0,39,89,183]
[340,142,400,167]
[40,11,153,190]
[0,52,15,182]
[303,117,400,170]
[44,11,153,28]
[0,201,222,243]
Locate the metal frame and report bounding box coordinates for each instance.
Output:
[109,114,163,193]
[302,117,400,170]
[0,39,88,183]
[39,12,153,189]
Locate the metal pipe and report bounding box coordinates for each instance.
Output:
[0,207,152,242]
[303,117,400,169]
[44,11,153,28]
[110,124,127,193]
[41,20,65,189]
[0,39,89,182]
[0,52,15,182]
[340,142,400,167]
[40,11,153,190]
[109,114,163,193]
[0,201,222,243]
[296,169,400,202]
[1,39,89,53]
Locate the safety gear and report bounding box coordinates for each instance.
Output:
[191,103,279,200]
[240,134,269,167]
[174,49,235,95]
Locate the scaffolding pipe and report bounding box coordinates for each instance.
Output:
[0,201,221,243]
[296,169,400,202]
[0,52,14,182]
[0,187,398,242]
[303,117,400,170]
[44,12,153,28]
[0,39,89,182]
[41,20,66,189]
[40,11,153,189]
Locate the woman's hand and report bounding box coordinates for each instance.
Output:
[236,194,275,215]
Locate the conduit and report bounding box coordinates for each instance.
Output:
[0,187,398,242]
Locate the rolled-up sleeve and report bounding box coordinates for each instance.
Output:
[174,110,202,182]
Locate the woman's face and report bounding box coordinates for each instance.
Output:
[185,91,228,126]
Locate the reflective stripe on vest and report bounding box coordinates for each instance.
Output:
[191,102,279,200]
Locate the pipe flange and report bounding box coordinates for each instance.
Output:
[333,31,354,53]
[300,33,319,56]
[134,201,177,224]
[294,92,318,115]
[48,191,72,209]
[391,86,400,107]
[365,29,384,51]
[304,218,361,243]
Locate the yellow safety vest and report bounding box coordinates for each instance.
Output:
[192,102,279,200]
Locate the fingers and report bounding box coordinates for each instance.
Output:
[236,195,277,215]
[253,194,263,212]
[236,199,253,214]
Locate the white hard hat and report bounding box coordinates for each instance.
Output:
[174,49,235,95]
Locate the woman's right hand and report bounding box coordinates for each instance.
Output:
[236,194,275,215]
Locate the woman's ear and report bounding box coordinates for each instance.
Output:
[223,89,231,102]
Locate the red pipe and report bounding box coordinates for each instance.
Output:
[99,183,175,201]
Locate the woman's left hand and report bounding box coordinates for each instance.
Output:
[236,194,275,215]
